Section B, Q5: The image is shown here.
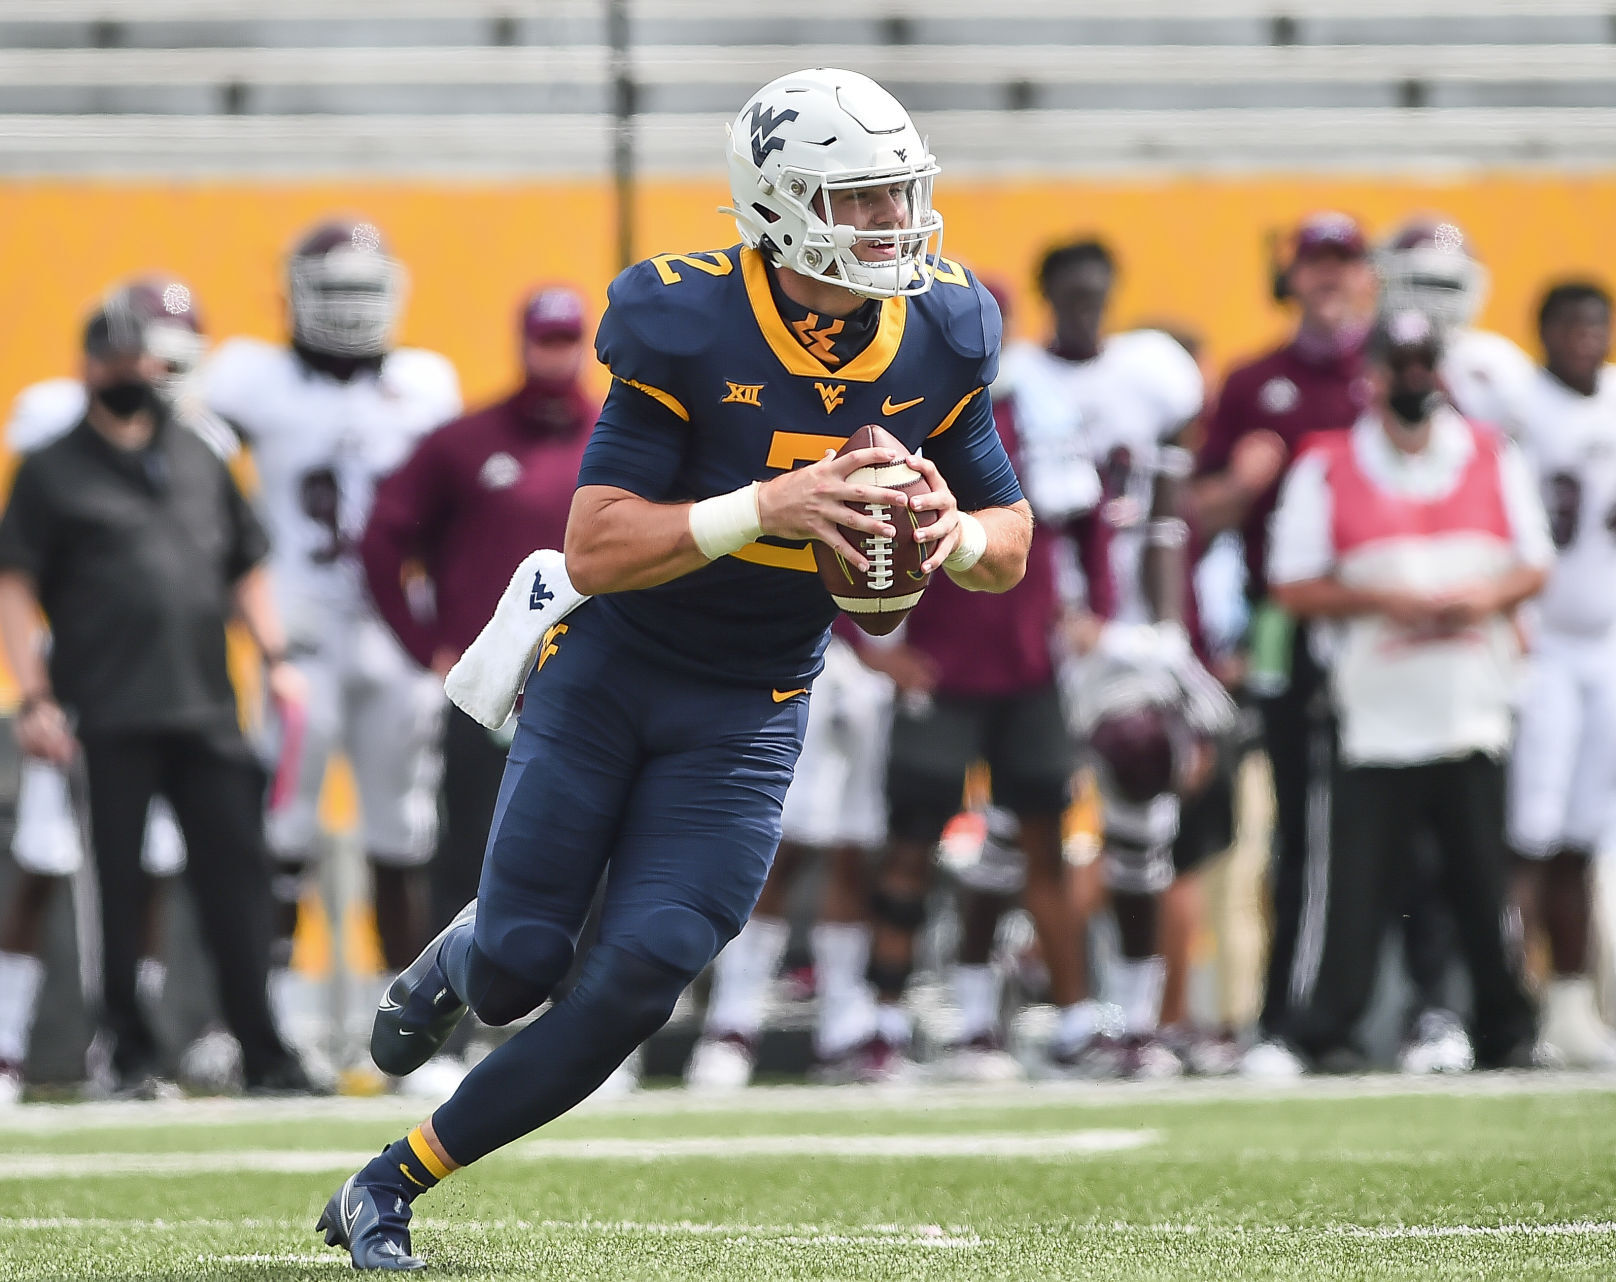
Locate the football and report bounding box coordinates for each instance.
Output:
[813,423,937,637]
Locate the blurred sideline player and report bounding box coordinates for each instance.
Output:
[1011,240,1232,1076]
[0,277,214,1103]
[1376,217,1536,432]
[1507,281,1616,1067]
[322,69,1030,1271]
[203,220,461,1049]
[684,626,893,1090]
[833,267,1098,1083]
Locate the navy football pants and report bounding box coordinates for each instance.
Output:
[432,605,807,1163]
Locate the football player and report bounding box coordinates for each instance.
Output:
[318,69,1031,1271]
[0,276,214,1104]
[684,627,893,1091]
[1376,217,1536,433]
[1007,240,1231,1076]
[202,221,461,1051]
[1507,280,1616,1068]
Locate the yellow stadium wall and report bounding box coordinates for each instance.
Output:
[4,172,1616,419]
[2,171,1614,828]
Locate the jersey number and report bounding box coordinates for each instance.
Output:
[298,466,348,564]
[651,252,733,286]
[1544,471,1616,550]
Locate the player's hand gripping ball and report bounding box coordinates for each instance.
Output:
[813,424,937,636]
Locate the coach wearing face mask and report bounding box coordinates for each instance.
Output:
[0,289,314,1095]
[1263,309,1549,1071]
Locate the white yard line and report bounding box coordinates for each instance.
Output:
[6,1214,1612,1244]
[0,1127,1155,1179]
[3,1071,1614,1133]
[0,1216,984,1249]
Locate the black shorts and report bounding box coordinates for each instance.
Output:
[1172,746,1238,877]
[886,683,1074,842]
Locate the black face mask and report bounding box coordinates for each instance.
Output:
[93,379,158,419]
[1387,384,1442,427]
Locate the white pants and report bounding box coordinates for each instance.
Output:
[12,758,186,878]
[1508,628,1616,857]
[779,638,892,851]
[265,608,445,866]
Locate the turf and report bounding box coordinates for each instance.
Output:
[1,1076,1614,1280]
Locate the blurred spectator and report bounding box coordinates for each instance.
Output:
[1506,280,1616,1067]
[0,289,313,1096]
[1189,212,1376,1067]
[1267,310,1547,1073]
[362,285,595,942]
[0,275,212,1103]
[202,217,461,1052]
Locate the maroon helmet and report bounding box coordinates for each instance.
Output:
[286,217,405,359]
[89,274,208,394]
[1089,705,1179,805]
[1375,216,1488,331]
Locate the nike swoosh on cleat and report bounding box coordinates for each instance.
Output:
[881,395,924,415]
[771,688,808,703]
[342,1180,361,1238]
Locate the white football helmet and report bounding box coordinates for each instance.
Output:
[286,217,406,359]
[1375,217,1489,332]
[723,68,943,299]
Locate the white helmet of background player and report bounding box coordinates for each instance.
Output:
[723,68,943,299]
[104,274,208,398]
[286,217,406,358]
[1375,217,1489,332]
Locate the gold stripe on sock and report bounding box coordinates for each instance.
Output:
[407,1126,451,1181]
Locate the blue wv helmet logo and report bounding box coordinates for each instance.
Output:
[529,571,555,610]
[748,102,799,167]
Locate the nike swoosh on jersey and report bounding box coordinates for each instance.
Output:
[772,688,808,702]
[881,395,925,415]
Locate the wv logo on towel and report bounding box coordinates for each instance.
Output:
[529,571,556,610]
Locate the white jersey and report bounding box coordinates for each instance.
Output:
[6,376,239,460]
[1000,331,1203,622]
[202,337,460,620]
[1515,364,1616,638]
[1442,327,1536,437]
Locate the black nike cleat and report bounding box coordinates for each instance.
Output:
[315,1174,427,1272]
[371,899,475,1077]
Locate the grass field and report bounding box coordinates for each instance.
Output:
[1,1075,1614,1280]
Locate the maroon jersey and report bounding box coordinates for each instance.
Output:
[1197,335,1369,598]
[361,381,595,666]
[899,397,1109,697]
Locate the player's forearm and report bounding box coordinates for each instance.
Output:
[946,501,1032,593]
[0,572,49,701]
[232,565,290,662]
[1269,575,1387,620]
[1143,468,1188,625]
[564,485,712,595]
[1186,473,1255,536]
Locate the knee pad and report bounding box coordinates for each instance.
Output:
[870,887,928,931]
[463,936,570,1027]
[1102,836,1174,897]
[573,942,694,1045]
[630,904,724,980]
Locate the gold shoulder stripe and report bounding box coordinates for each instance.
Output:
[730,540,818,573]
[612,372,689,422]
[928,387,983,438]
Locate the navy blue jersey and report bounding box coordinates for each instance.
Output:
[577,245,1023,686]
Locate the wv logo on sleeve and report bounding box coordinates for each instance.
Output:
[529,571,555,610]
[748,103,799,166]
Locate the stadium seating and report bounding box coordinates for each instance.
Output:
[1,0,1614,174]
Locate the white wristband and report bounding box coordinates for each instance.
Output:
[689,482,763,561]
[943,510,987,574]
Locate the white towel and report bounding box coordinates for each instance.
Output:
[444,548,591,729]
